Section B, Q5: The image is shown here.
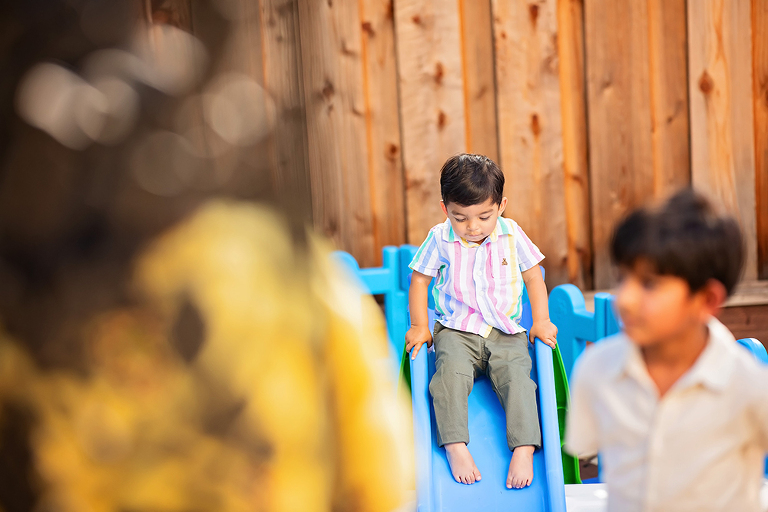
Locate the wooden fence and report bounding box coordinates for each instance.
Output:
[151,0,768,291]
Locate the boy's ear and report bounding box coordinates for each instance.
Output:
[498,197,508,216]
[440,201,448,217]
[698,279,728,317]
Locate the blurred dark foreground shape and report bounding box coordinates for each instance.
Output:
[0,1,413,511]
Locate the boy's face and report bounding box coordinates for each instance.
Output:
[441,197,507,244]
[614,259,714,348]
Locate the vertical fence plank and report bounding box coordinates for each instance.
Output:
[188,0,287,207]
[585,0,654,289]
[557,0,592,290]
[459,0,499,162]
[360,0,406,257]
[647,0,690,196]
[688,0,757,280]
[754,0,768,279]
[260,0,312,224]
[198,0,265,80]
[394,0,467,244]
[492,0,570,286]
[298,0,377,266]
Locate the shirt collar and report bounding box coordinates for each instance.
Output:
[440,217,513,246]
[679,317,737,391]
[613,317,736,393]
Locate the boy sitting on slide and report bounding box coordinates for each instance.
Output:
[406,154,557,489]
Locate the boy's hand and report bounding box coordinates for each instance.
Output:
[405,325,433,360]
[529,320,557,349]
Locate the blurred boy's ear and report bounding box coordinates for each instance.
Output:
[440,200,448,217]
[698,279,728,318]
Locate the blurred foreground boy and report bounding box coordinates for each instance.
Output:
[566,189,768,512]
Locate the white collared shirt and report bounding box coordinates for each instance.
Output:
[566,318,768,512]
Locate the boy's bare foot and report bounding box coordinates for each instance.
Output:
[444,442,482,484]
[506,445,535,489]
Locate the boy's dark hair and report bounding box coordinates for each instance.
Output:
[610,188,744,295]
[440,154,504,206]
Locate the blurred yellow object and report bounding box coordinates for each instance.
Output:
[0,201,413,512]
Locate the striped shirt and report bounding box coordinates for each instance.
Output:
[409,217,544,338]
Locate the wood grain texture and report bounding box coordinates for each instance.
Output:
[492,0,568,287]
[585,0,654,289]
[647,0,690,196]
[394,0,467,244]
[688,0,757,280]
[754,0,768,279]
[298,0,377,265]
[459,0,498,162]
[260,0,312,223]
[557,0,592,290]
[360,0,406,258]
[717,304,768,349]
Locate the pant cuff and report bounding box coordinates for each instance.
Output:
[508,440,542,451]
[437,434,470,448]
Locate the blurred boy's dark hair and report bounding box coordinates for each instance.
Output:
[610,188,744,295]
[440,153,504,207]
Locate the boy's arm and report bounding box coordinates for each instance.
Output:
[565,357,600,458]
[753,365,768,452]
[521,264,557,348]
[405,270,433,360]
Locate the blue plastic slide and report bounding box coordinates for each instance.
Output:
[735,337,768,477]
[410,312,567,512]
[333,246,567,510]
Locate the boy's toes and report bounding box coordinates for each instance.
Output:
[516,476,532,488]
[457,471,479,485]
[506,475,521,489]
[445,443,481,485]
[507,446,534,489]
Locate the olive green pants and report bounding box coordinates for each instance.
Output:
[429,322,541,451]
